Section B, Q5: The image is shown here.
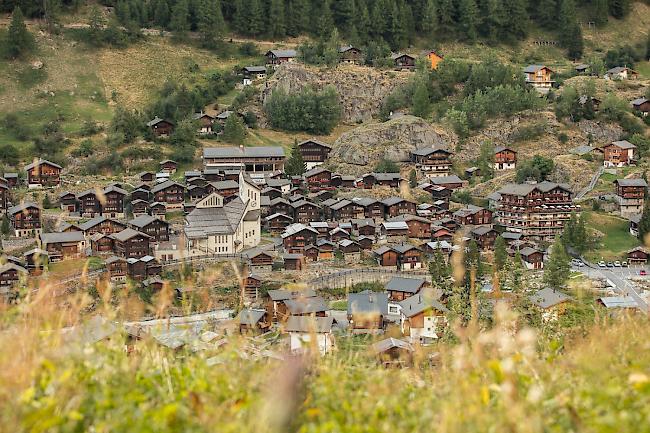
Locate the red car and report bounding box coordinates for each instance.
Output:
[640,270,647,276]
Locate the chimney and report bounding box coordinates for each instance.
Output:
[239,144,244,152]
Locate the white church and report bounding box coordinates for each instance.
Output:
[184,172,261,256]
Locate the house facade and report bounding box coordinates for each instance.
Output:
[614,178,647,217]
[602,140,636,167]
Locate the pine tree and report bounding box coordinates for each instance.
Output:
[437,0,454,35]
[494,235,507,271]
[458,0,478,42]
[198,0,225,47]
[543,235,571,288]
[370,0,388,38]
[285,139,307,176]
[267,0,286,39]
[5,7,35,59]
[222,115,247,144]
[409,168,417,187]
[43,193,52,209]
[510,250,523,292]
[477,141,494,181]
[466,240,483,279]
[354,0,371,41]
[421,0,438,37]
[593,0,608,26]
[638,200,650,242]
[478,0,502,42]
[536,0,556,28]
[243,0,264,36]
[170,0,190,39]
[154,0,171,28]
[232,0,245,32]
[332,0,355,31]
[1,214,11,236]
[501,0,528,41]
[286,0,310,36]
[566,22,584,60]
[315,0,335,38]
[411,79,431,118]
[609,0,630,19]
[43,0,61,34]
[429,249,450,283]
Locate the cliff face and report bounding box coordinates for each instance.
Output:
[327,115,452,174]
[262,63,410,123]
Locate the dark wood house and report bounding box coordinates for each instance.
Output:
[147,117,174,137]
[298,139,332,169]
[128,215,170,242]
[8,202,41,237]
[24,159,62,188]
[110,228,152,259]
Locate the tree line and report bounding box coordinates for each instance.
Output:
[25,0,633,52]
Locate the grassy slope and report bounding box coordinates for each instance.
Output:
[584,210,640,261]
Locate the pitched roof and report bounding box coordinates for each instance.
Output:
[24,159,62,171]
[110,228,151,242]
[40,231,85,244]
[385,276,427,294]
[430,175,463,185]
[498,181,572,196]
[267,288,317,301]
[285,316,333,333]
[267,49,297,58]
[523,64,551,73]
[614,178,648,187]
[399,292,449,317]
[607,140,636,150]
[146,116,173,127]
[298,139,331,149]
[238,309,266,325]
[347,290,388,316]
[129,214,166,228]
[381,221,409,231]
[281,223,318,239]
[411,147,452,156]
[631,97,649,106]
[151,180,185,194]
[529,288,572,309]
[284,296,329,315]
[184,198,247,238]
[243,65,267,73]
[8,202,39,215]
[0,262,27,275]
[372,337,414,353]
[494,145,516,154]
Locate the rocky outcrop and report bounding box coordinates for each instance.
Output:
[327,115,452,174]
[577,120,623,144]
[262,63,410,123]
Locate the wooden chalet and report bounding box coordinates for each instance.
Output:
[58,191,77,213]
[602,140,636,167]
[523,65,554,91]
[241,66,267,85]
[24,159,62,188]
[265,49,297,66]
[245,249,274,273]
[392,53,416,70]
[147,117,174,137]
[237,309,270,334]
[387,215,432,239]
[3,173,18,188]
[159,160,178,174]
[23,248,48,274]
[303,167,332,191]
[627,246,649,264]
[151,180,185,209]
[380,221,409,242]
[149,202,167,218]
[79,216,127,237]
[470,226,498,250]
[399,292,449,343]
[110,228,152,259]
[329,199,364,221]
[614,178,647,217]
[291,200,321,224]
[298,139,332,169]
[8,202,41,237]
[411,147,453,177]
[374,245,399,267]
[265,212,293,234]
[338,239,361,262]
[193,112,215,133]
[0,262,27,289]
[0,183,8,212]
[631,97,649,117]
[453,205,493,226]
[519,247,544,269]
[90,233,114,255]
[338,45,363,64]
[605,66,638,80]
[393,244,423,271]
[382,197,417,218]
[139,171,155,183]
[347,290,389,331]
[494,146,517,170]
[77,189,101,217]
[39,231,86,260]
[128,215,170,242]
[385,276,428,302]
[281,223,319,252]
[429,175,466,190]
[283,253,305,271]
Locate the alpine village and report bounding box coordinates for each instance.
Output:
[0,0,649,431]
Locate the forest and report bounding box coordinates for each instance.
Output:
[1,0,643,56]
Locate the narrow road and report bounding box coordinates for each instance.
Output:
[575,262,649,311]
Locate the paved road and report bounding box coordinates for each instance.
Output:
[573,263,649,311]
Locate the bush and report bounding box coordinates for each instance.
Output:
[516,155,554,183]
[374,158,400,173]
[71,139,94,157]
[0,143,19,165]
[1,113,32,141]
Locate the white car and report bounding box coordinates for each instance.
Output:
[598,261,606,268]
[614,261,622,267]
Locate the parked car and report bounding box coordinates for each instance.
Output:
[607,262,614,267]
[598,261,606,268]
[640,270,647,276]
[622,261,628,267]
[614,261,622,267]
[571,259,584,267]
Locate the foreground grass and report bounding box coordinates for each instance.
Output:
[0,285,648,433]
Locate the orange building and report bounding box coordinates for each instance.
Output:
[425,50,444,70]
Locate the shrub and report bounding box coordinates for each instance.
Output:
[264,86,341,135]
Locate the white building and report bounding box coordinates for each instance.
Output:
[285,316,335,355]
[398,293,448,344]
[184,172,261,256]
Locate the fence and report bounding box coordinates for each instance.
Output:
[309,267,431,290]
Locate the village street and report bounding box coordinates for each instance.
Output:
[573,262,650,311]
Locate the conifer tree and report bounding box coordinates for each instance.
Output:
[222,115,247,144]
[536,0,556,29]
[412,78,431,118]
[565,22,584,60]
[170,0,190,39]
[315,0,335,38]
[1,214,10,237]
[593,0,608,26]
[543,236,571,288]
[494,235,507,272]
[244,0,264,36]
[437,0,454,35]
[198,0,225,47]
[6,7,35,59]
[501,0,528,41]
[409,168,417,188]
[232,0,245,32]
[286,0,310,36]
[354,0,371,41]
[478,0,502,42]
[638,200,650,242]
[609,0,630,19]
[154,0,171,28]
[285,139,307,176]
[267,0,286,38]
[458,0,478,42]
[421,0,438,37]
[332,0,355,31]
